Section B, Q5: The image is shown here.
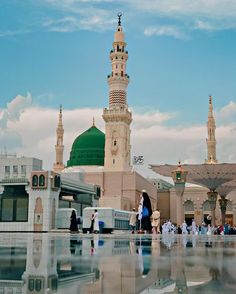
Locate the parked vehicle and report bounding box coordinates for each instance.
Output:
[82,207,131,233]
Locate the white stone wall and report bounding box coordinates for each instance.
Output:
[0,155,42,181]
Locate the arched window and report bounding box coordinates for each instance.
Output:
[35,279,42,291]
[203,200,211,212]
[227,200,233,211]
[114,140,117,146]
[32,175,38,187]
[28,279,35,291]
[39,175,45,187]
[184,200,194,212]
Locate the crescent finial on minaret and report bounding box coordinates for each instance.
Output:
[117,12,122,26]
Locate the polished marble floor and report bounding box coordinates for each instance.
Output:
[0,233,236,293]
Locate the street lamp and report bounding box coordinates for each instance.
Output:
[171,161,188,225]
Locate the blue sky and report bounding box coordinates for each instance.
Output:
[1,0,236,173]
[1,0,236,122]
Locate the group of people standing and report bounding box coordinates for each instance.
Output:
[129,190,160,234]
[70,209,99,233]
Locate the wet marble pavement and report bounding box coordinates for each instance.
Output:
[0,233,236,293]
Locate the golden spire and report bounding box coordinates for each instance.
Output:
[92,117,95,127]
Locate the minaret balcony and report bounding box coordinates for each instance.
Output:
[107,73,129,79]
[109,51,128,60]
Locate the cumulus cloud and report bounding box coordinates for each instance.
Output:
[0,93,32,129]
[216,101,236,123]
[1,94,236,177]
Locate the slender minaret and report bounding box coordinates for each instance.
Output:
[206,95,217,163]
[103,13,132,171]
[53,105,65,172]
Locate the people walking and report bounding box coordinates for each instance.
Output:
[93,209,99,233]
[140,190,152,233]
[191,219,197,235]
[151,208,160,234]
[207,224,212,235]
[69,210,78,233]
[129,208,137,234]
[181,220,188,234]
[89,213,95,233]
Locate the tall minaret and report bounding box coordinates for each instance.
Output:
[53,105,65,172]
[206,95,217,163]
[103,13,132,171]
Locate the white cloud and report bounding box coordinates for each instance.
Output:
[144,25,186,39]
[42,0,115,32]
[132,109,175,128]
[216,101,236,123]
[0,93,32,128]
[0,29,30,38]
[129,0,236,19]
[194,20,215,31]
[43,17,80,32]
[1,95,236,177]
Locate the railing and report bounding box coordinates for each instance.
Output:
[0,177,29,184]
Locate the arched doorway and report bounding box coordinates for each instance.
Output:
[34,198,43,232]
[184,200,194,226]
[203,200,211,225]
[226,200,233,226]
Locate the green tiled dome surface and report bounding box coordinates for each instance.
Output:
[67,126,105,166]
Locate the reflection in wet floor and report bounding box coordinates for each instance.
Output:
[0,234,236,293]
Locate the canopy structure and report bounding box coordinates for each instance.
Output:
[150,163,236,191]
[216,179,236,197]
[150,163,236,225]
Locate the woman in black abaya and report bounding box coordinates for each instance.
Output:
[141,191,153,233]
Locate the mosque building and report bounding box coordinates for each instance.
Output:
[54,14,157,211]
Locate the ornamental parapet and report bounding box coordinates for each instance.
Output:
[103,107,132,124]
[107,76,129,87]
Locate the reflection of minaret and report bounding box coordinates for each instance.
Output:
[103,13,132,172]
[53,105,65,172]
[206,96,217,164]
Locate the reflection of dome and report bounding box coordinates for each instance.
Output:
[67,125,105,167]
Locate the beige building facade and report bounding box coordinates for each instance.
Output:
[156,185,236,226]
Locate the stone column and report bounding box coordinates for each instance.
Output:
[207,191,218,226]
[233,204,236,226]
[219,197,228,225]
[175,185,185,226]
[171,162,188,226]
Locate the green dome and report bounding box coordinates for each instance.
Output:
[67,125,105,167]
